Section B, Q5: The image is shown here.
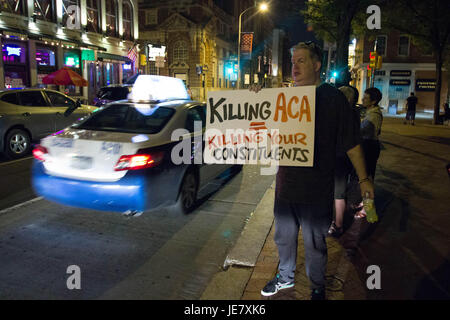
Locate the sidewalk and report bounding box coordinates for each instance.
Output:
[241,117,450,300]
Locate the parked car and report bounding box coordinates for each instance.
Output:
[93,85,132,107]
[32,75,238,215]
[0,88,97,159]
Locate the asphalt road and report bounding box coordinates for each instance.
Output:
[0,164,274,299]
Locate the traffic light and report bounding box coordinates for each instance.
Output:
[369,51,378,69]
[332,71,338,78]
[367,64,372,78]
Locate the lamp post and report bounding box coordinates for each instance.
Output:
[237,2,268,89]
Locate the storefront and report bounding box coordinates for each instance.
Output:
[1,39,29,88]
[62,48,82,95]
[36,44,58,88]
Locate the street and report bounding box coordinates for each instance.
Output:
[0,161,274,299]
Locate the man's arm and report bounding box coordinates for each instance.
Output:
[346,144,375,199]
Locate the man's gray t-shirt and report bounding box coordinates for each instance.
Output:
[275,83,361,204]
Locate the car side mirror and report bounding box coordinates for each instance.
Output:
[64,99,81,117]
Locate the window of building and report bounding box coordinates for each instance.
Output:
[105,0,118,37]
[86,0,101,33]
[173,41,188,62]
[34,0,55,22]
[123,0,133,40]
[0,0,26,15]
[36,47,56,67]
[398,36,410,56]
[145,9,157,25]
[375,35,387,56]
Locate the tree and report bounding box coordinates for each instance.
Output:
[301,0,371,86]
[381,0,450,124]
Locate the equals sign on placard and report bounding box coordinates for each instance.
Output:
[249,122,268,131]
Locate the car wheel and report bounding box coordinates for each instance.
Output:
[5,129,31,159]
[171,170,198,215]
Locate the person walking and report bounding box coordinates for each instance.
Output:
[328,85,360,238]
[404,92,418,125]
[251,42,374,300]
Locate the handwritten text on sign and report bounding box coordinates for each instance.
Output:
[205,86,316,166]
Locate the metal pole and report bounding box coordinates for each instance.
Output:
[237,13,242,89]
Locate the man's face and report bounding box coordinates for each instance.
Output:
[291,49,321,86]
[362,93,373,107]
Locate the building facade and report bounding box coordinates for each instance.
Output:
[352,31,448,113]
[0,0,139,103]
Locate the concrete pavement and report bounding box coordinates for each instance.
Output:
[212,115,450,300]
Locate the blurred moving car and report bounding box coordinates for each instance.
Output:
[0,88,97,159]
[93,85,132,107]
[32,75,237,215]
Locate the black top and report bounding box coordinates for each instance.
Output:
[275,83,361,204]
[407,96,418,111]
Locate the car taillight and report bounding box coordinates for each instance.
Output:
[33,145,48,161]
[114,151,164,171]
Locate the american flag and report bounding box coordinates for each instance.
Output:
[127,44,138,63]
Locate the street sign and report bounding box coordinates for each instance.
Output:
[416,79,436,91]
[155,56,164,68]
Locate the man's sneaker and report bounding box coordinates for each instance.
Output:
[260,274,294,296]
[311,288,326,300]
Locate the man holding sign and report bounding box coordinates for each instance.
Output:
[251,42,373,300]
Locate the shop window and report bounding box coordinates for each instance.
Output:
[123,0,133,40]
[2,43,27,64]
[64,50,80,68]
[86,0,101,33]
[62,0,80,29]
[36,48,56,67]
[173,41,188,62]
[105,0,118,37]
[398,36,410,56]
[375,35,387,56]
[0,0,26,15]
[34,0,55,22]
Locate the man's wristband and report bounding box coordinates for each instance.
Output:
[358,177,372,184]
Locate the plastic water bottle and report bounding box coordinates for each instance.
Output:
[363,192,378,223]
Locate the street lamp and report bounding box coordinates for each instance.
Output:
[237,2,268,89]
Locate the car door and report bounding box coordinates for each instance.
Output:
[44,91,81,131]
[185,105,212,187]
[17,91,54,139]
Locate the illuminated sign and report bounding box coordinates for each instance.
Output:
[64,51,80,68]
[148,44,166,61]
[129,75,189,102]
[416,79,436,92]
[389,79,410,86]
[390,70,411,77]
[6,46,21,56]
[123,63,132,70]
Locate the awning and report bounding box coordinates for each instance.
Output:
[97,52,131,63]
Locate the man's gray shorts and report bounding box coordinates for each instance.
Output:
[274,197,332,290]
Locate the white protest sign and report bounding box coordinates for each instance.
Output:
[205,86,315,166]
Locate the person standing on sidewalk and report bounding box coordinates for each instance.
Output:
[361,88,383,180]
[251,42,374,300]
[404,92,418,125]
[328,85,361,238]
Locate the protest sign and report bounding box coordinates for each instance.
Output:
[204,86,316,167]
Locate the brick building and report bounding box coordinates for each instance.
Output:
[352,31,448,113]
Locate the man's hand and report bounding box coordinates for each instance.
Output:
[249,84,262,93]
[360,179,375,199]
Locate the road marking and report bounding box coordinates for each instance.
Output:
[0,197,43,216]
[0,156,33,166]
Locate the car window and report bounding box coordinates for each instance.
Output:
[18,91,48,107]
[46,91,75,108]
[0,93,19,105]
[73,104,175,134]
[186,106,206,132]
[97,87,130,100]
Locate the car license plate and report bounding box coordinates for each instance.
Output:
[71,156,93,170]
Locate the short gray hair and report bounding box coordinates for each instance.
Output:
[290,42,323,63]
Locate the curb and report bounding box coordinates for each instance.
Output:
[200,181,275,300]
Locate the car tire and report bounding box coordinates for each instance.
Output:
[170,169,198,215]
[5,129,31,159]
